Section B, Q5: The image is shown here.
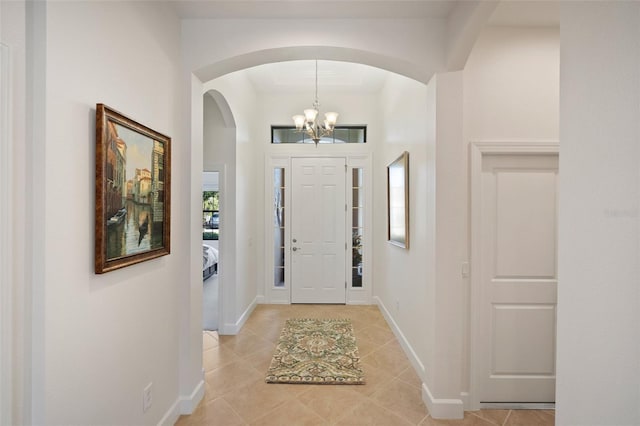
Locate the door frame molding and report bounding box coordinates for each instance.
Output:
[203,167,225,333]
[264,153,372,305]
[468,140,559,410]
[0,41,13,426]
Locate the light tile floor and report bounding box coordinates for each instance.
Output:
[176,304,555,426]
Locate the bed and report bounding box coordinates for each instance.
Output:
[203,244,218,281]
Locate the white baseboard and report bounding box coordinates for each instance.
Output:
[158,399,181,426]
[373,296,425,377]
[460,392,471,410]
[158,379,205,426]
[422,383,464,419]
[374,296,464,420]
[222,297,257,335]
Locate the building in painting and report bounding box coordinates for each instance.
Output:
[126,180,134,200]
[133,168,152,204]
[151,140,165,224]
[105,121,126,216]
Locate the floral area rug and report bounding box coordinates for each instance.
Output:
[265,318,365,385]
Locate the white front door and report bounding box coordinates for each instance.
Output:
[291,157,346,304]
[478,153,558,403]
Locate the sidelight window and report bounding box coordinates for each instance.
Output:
[351,168,364,288]
[273,168,285,287]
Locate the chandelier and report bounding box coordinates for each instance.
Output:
[292,60,338,146]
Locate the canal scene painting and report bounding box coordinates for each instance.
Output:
[95,104,171,273]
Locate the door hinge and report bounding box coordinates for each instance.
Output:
[345,281,347,289]
[345,242,347,250]
[345,164,347,173]
[345,203,347,212]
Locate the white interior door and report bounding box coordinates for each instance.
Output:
[478,153,558,403]
[291,157,346,304]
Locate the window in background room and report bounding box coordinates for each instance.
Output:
[202,191,219,240]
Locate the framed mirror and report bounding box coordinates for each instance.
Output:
[387,151,409,249]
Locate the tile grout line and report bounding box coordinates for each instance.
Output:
[217,395,250,426]
[502,409,512,426]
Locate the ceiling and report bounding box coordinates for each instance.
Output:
[184,1,559,94]
[244,60,391,94]
[169,0,458,19]
[489,1,559,27]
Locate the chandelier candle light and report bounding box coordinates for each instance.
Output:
[292,60,339,146]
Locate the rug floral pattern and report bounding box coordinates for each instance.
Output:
[265,318,365,384]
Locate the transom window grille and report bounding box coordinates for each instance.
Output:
[271,126,367,144]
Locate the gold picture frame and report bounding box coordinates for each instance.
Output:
[387,151,409,248]
[95,104,171,273]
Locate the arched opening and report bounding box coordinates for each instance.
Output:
[188,52,431,322]
[183,48,435,416]
[202,90,236,335]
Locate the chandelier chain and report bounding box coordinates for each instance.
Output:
[291,60,338,146]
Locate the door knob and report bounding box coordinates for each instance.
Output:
[292,247,298,251]
[292,238,297,243]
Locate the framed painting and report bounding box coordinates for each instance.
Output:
[387,151,409,249]
[95,104,171,273]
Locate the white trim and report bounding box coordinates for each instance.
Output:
[469,140,559,155]
[347,155,373,305]
[468,140,560,410]
[264,153,373,305]
[222,296,257,335]
[0,42,13,426]
[203,165,225,333]
[373,296,464,419]
[377,294,463,419]
[179,378,205,414]
[158,399,181,426]
[422,384,464,420]
[374,296,425,376]
[158,379,205,426]
[264,156,291,304]
[480,402,555,410]
[460,392,471,410]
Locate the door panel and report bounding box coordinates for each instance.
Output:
[291,158,346,304]
[495,171,557,278]
[479,154,558,403]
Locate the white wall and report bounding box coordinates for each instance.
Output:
[432,71,465,401]
[374,72,435,383]
[464,26,560,140]
[461,25,560,397]
[182,18,446,85]
[203,71,259,330]
[0,2,28,423]
[203,92,239,334]
[42,2,189,424]
[557,2,640,424]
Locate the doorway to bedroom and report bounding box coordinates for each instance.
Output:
[202,171,220,331]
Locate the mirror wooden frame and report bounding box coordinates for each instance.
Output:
[387,151,409,249]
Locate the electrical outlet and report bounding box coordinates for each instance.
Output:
[143,382,153,413]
